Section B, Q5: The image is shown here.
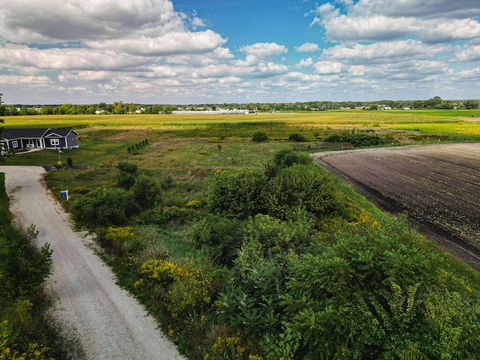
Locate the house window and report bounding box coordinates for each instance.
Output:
[12,140,18,148]
[50,139,60,146]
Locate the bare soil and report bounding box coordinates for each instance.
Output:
[314,143,480,270]
[0,166,183,360]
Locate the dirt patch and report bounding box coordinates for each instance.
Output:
[314,143,480,270]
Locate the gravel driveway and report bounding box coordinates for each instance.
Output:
[0,166,183,360]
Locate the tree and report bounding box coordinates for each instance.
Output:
[131,175,161,209]
[0,93,4,116]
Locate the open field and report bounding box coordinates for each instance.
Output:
[315,143,480,270]
[3,109,480,141]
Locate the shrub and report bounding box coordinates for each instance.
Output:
[73,187,140,227]
[131,175,162,209]
[143,205,191,225]
[288,133,307,142]
[281,218,480,359]
[273,150,312,168]
[266,150,313,177]
[117,173,136,190]
[193,215,245,266]
[208,169,269,219]
[325,131,389,147]
[268,164,343,220]
[252,132,268,142]
[103,226,135,255]
[117,161,138,175]
[66,157,73,167]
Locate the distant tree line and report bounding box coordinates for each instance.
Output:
[0,96,478,116]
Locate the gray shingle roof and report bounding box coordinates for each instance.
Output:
[1,128,50,139]
[0,127,76,140]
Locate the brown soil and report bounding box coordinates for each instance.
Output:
[314,144,480,270]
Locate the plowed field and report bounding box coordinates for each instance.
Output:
[314,143,480,270]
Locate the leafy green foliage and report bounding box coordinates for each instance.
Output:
[268,164,344,220]
[281,218,480,359]
[252,132,268,142]
[117,161,138,175]
[326,130,390,147]
[209,169,269,219]
[193,215,245,266]
[73,187,140,226]
[117,173,136,190]
[288,133,307,142]
[131,175,162,209]
[265,149,313,177]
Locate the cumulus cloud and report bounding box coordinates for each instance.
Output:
[295,43,320,53]
[322,40,447,64]
[310,1,480,43]
[240,42,288,60]
[457,45,480,62]
[314,61,343,74]
[295,58,314,68]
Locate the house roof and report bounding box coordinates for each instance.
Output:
[1,128,50,139]
[0,127,76,140]
[45,128,76,137]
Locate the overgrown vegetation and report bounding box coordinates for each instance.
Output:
[326,130,395,147]
[69,150,480,359]
[0,174,63,359]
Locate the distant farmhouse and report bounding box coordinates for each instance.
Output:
[1,128,79,152]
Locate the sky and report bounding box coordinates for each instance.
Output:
[0,0,479,104]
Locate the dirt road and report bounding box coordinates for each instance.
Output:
[0,166,183,360]
[314,143,480,271]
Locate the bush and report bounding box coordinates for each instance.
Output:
[193,215,245,266]
[268,164,343,220]
[131,175,162,209]
[288,133,307,142]
[103,226,135,255]
[117,161,138,175]
[143,205,191,225]
[117,173,136,190]
[73,187,140,227]
[208,169,269,219]
[325,131,389,147]
[252,132,268,142]
[266,150,313,177]
[66,157,73,167]
[281,218,480,359]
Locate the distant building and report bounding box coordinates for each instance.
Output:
[379,105,392,110]
[1,128,79,152]
[95,110,106,114]
[403,107,411,110]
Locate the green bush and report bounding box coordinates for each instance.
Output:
[193,215,245,266]
[209,169,269,219]
[131,175,162,209]
[117,161,138,175]
[252,132,268,142]
[288,133,307,142]
[66,157,73,167]
[73,187,140,226]
[117,173,136,190]
[266,150,313,177]
[325,131,389,147]
[143,205,191,225]
[268,164,343,220]
[281,218,480,359]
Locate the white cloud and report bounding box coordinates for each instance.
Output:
[240,42,288,60]
[86,30,226,56]
[314,61,343,74]
[295,58,314,68]
[295,43,320,53]
[310,1,480,43]
[192,17,206,28]
[457,45,480,62]
[322,40,446,64]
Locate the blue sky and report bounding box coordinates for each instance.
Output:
[0,0,479,104]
